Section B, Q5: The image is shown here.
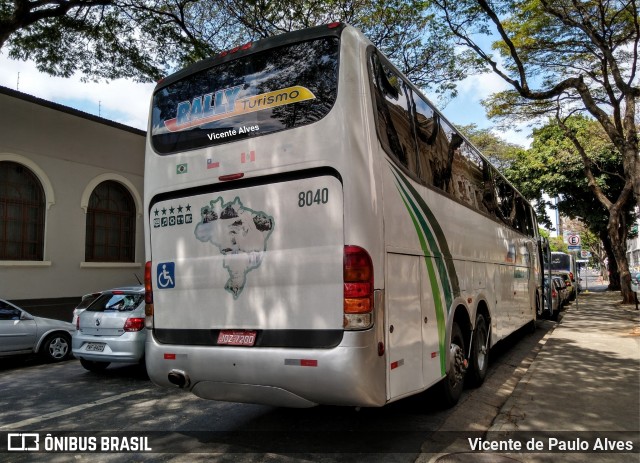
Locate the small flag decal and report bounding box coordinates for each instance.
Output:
[241,151,256,163]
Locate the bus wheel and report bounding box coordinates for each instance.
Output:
[439,321,466,407]
[467,314,489,388]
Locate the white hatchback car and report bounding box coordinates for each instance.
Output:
[72,286,146,372]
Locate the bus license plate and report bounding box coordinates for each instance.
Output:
[217,330,256,346]
[86,342,105,352]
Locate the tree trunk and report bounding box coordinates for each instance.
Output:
[600,229,618,288]
[608,207,635,303]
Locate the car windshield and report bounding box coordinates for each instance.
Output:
[88,293,144,312]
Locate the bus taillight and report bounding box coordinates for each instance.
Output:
[344,246,373,330]
[144,261,154,329]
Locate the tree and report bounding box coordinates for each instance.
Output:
[503,116,636,293]
[1,0,205,81]
[432,0,639,303]
[205,0,474,95]
[0,0,470,96]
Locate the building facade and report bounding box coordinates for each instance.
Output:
[0,86,146,303]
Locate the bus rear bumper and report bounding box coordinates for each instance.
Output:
[192,382,318,408]
[145,329,386,408]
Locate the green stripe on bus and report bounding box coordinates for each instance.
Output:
[397,191,447,374]
[392,177,453,309]
[390,165,460,300]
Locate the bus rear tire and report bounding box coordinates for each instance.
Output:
[438,321,466,407]
[467,314,489,388]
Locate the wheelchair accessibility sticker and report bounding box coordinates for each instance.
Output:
[157,262,175,289]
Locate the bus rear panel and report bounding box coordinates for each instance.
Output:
[145,25,387,407]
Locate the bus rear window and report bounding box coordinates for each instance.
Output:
[151,38,339,154]
[551,254,571,271]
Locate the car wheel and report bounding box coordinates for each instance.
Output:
[467,314,489,388]
[438,321,466,407]
[80,358,110,372]
[41,333,71,362]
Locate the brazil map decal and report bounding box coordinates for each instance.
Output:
[194,197,275,299]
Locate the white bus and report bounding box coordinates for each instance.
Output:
[550,251,578,300]
[144,23,543,408]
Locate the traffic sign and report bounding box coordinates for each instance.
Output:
[580,250,592,258]
[568,245,581,252]
[567,234,581,246]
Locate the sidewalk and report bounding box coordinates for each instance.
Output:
[419,290,640,463]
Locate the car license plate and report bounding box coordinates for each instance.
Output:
[85,342,105,352]
[217,330,256,346]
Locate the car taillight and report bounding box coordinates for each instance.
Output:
[552,288,557,298]
[124,317,145,332]
[569,272,574,281]
[144,261,154,329]
[344,245,373,330]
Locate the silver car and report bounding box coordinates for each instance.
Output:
[72,286,146,372]
[0,299,75,361]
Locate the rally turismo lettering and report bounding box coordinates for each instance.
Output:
[163,85,316,132]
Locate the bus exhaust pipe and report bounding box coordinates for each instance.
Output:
[168,370,190,388]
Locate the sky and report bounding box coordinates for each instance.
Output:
[0,52,534,148]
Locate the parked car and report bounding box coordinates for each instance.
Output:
[0,299,75,361]
[541,277,560,319]
[552,275,569,308]
[72,286,146,372]
[71,291,103,326]
[554,272,574,303]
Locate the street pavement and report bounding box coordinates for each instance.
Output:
[417,286,640,463]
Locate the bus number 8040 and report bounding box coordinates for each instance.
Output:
[298,188,329,207]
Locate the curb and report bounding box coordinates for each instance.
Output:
[487,317,558,433]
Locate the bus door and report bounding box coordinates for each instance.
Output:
[385,253,445,399]
[386,254,423,399]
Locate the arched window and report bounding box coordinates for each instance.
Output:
[85,181,136,262]
[0,161,45,260]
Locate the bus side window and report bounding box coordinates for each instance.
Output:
[431,120,462,194]
[481,166,501,220]
[494,174,517,227]
[370,54,417,173]
[413,96,439,184]
[451,141,488,212]
[516,196,536,237]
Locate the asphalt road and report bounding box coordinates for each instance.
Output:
[0,315,558,463]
